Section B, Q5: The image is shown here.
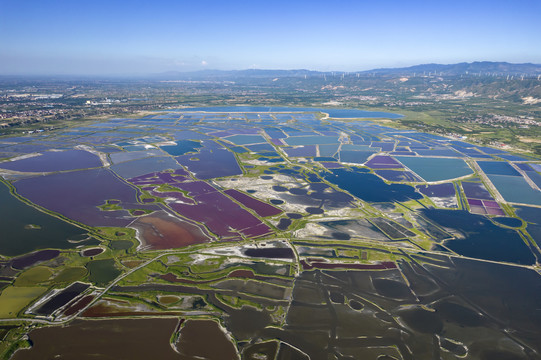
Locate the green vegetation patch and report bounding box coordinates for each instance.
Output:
[95,227,136,241]
[86,259,121,286]
[128,209,154,216]
[14,266,53,287]
[109,240,134,250]
[155,184,184,193]
[52,267,88,284]
[0,286,47,318]
[98,200,123,211]
[157,295,180,305]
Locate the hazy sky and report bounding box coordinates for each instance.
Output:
[1,0,540,75]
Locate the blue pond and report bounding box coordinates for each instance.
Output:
[492,217,523,228]
[396,157,473,182]
[477,161,521,176]
[110,149,163,164]
[422,209,535,265]
[160,140,202,156]
[284,136,339,146]
[176,147,242,179]
[283,146,317,157]
[339,150,376,164]
[111,156,181,179]
[225,135,266,145]
[375,170,422,182]
[487,174,541,206]
[322,168,422,203]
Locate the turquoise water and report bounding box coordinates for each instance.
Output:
[488,174,541,206]
[396,157,473,182]
[319,144,340,157]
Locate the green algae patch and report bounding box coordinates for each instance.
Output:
[86,259,121,286]
[0,286,47,318]
[14,267,53,287]
[109,240,134,250]
[52,267,88,284]
[95,227,136,241]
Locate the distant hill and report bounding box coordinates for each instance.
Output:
[153,69,324,80]
[362,62,541,76]
[153,62,541,80]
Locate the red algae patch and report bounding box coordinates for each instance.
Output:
[228,269,256,279]
[175,319,239,360]
[121,260,145,268]
[130,210,211,250]
[62,295,95,316]
[158,295,181,305]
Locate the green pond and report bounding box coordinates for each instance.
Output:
[0,182,87,256]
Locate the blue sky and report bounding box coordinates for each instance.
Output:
[1,0,540,75]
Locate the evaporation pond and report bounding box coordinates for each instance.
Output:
[422,209,535,265]
[225,135,266,145]
[159,140,202,156]
[323,168,422,203]
[111,156,181,179]
[487,174,541,206]
[0,182,86,256]
[176,148,242,179]
[284,136,339,146]
[109,149,163,164]
[12,318,183,360]
[396,156,473,182]
[14,168,138,227]
[0,150,102,172]
[477,161,521,176]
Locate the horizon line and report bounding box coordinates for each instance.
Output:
[1,60,541,78]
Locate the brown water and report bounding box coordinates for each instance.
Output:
[12,318,183,360]
[175,319,239,360]
[130,210,210,250]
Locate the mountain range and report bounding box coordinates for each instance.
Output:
[154,62,541,80]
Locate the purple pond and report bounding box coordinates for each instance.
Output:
[167,182,272,239]
[224,189,283,217]
[0,150,102,172]
[14,168,138,227]
[417,183,456,197]
[462,182,494,200]
[283,146,317,157]
[365,155,403,169]
[176,147,242,179]
[11,249,60,270]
